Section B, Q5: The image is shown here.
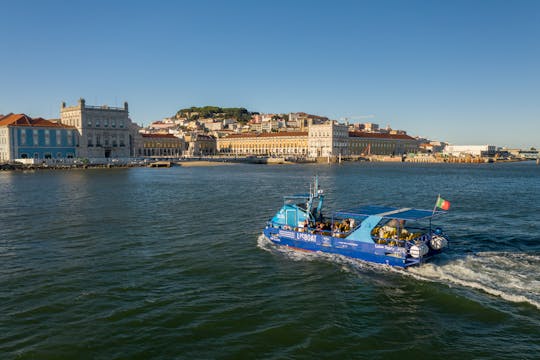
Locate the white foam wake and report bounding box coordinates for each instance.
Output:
[259,235,540,309]
[407,252,540,310]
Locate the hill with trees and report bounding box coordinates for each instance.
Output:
[176,106,254,123]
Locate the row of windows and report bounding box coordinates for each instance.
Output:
[19,129,74,146]
[86,133,126,146]
[19,152,75,159]
[143,142,184,148]
[87,119,125,128]
[140,148,183,156]
[220,148,307,154]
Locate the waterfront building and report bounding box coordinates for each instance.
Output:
[517,148,539,159]
[0,113,77,161]
[217,123,419,158]
[60,98,136,159]
[185,134,216,156]
[217,131,308,156]
[443,145,496,157]
[140,133,185,157]
[348,131,419,155]
[308,122,349,157]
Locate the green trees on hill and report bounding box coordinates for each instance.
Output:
[176,106,252,123]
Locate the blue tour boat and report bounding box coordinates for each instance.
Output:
[263,177,449,267]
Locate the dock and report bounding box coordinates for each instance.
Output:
[148,161,172,168]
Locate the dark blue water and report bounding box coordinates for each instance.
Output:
[1,162,539,359]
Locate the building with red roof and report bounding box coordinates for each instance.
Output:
[0,113,77,162]
[140,133,185,157]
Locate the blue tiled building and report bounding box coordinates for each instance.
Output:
[0,113,77,161]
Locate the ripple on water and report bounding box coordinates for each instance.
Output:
[1,163,539,358]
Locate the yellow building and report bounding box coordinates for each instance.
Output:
[216,129,418,158]
[217,132,308,156]
[140,133,184,157]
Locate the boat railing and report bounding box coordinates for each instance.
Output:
[372,231,429,248]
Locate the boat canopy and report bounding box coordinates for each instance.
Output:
[335,205,445,221]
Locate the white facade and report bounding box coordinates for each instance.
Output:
[443,145,496,157]
[60,98,134,158]
[0,127,10,162]
[308,122,349,158]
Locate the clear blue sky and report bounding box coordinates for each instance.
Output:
[1,0,539,148]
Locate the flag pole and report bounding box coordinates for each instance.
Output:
[432,194,440,215]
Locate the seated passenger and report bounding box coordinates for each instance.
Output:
[382,219,407,238]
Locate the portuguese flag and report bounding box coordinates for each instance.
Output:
[436,196,451,210]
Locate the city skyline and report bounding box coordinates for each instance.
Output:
[1,0,539,148]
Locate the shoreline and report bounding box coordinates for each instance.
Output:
[0,157,534,171]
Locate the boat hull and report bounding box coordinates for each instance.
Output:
[263,227,438,268]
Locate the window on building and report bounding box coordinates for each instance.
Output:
[96,134,101,146]
[112,120,116,128]
[104,119,109,127]
[44,153,52,159]
[33,129,38,145]
[120,120,124,128]
[67,153,74,158]
[45,130,50,145]
[56,152,62,158]
[87,119,92,127]
[21,153,28,159]
[67,131,73,146]
[96,120,100,127]
[34,152,39,159]
[20,129,26,145]
[87,133,93,146]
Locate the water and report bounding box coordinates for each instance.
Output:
[1,162,539,359]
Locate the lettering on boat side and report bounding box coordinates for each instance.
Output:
[278,230,296,239]
[271,234,280,241]
[321,236,332,247]
[375,244,407,254]
[296,233,317,243]
[336,241,359,248]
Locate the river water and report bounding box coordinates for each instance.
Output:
[1,162,539,359]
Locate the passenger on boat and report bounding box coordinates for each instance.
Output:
[381,219,408,238]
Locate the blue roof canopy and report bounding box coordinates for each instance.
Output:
[334,205,445,221]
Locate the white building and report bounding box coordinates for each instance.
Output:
[308,122,349,158]
[443,145,496,157]
[60,98,136,159]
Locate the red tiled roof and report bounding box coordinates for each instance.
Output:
[0,113,75,128]
[141,133,178,139]
[348,131,415,141]
[226,131,308,139]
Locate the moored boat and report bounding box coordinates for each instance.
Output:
[262,177,449,267]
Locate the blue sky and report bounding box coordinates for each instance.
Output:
[1,0,539,148]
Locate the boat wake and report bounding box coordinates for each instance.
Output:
[258,235,540,309]
[406,251,540,310]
